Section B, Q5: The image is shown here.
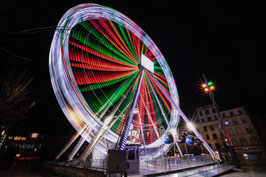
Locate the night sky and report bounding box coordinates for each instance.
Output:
[0,0,264,135]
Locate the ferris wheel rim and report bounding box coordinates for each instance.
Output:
[49,3,180,156]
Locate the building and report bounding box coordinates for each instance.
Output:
[0,132,43,161]
[194,105,266,166]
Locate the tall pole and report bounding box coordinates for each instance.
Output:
[202,74,240,167]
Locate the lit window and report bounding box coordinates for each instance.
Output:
[224,121,229,126]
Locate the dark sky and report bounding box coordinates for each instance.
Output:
[0,0,264,135]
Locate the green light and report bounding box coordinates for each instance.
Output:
[207,81,213,86]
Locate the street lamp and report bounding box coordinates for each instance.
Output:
[201,74,240,167]
[201,81,215,94]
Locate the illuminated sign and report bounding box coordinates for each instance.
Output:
[141,54,154,73]
[8,136,26,141]
[31,133,39,138]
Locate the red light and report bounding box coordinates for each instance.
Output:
[31,133,39,138]
[204,88,209,93]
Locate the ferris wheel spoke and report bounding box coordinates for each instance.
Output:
[73,70,137,86]
[97,76,133,118]
[80,23,135,66]
[146,72,170,127]
[108,20,139,63]
[118,24,138,61]
[79,77,136,161]
[69,41,135,67]
[146,72,171,113]
[79,71,138,92]
[99,19,137,63]
[141,88,160,140]
[119,70,144,150]
[88,19,138,66]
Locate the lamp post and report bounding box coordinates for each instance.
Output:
[201,74,240,167]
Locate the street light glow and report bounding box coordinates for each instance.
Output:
[187,122,195,131]
[202,83,207,88]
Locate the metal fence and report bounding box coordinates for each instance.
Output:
[49,155,219,176]
[140,155,216,175]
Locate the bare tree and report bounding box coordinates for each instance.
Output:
[0,69,35,128]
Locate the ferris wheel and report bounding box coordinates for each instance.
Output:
[49,4,216,161]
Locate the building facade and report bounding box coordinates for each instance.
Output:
[194,105,266,166]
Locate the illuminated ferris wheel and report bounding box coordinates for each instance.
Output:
[49,4,216,161]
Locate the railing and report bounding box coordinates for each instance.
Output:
[48,155,219,176]
[140,155,217,175]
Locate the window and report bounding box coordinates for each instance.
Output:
[238,110,243,114]
[199,111,203,116]
[230,112,234,116]
[207,117,212,122]
[224,121,229,126]
[210,125,214,131]
[246,127,252,134]
[201,119,205,123]
[208,144,212,148]
[212,133,217,139]
[214,116,218,120]
[206,134,210,140]
[215,143,221,149]
[242,118,247,124]
[217,123,221,130]
[220,132,224,138]
[212,108,216,113]
[233,119,238,125]
[235,127,242,134]
[222,113,226,118]
[205,109,210,115]
[203,126,207,132]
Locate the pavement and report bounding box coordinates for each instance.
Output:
[1,160,266,177]
[0,161,57,177]
[220,169,266,177]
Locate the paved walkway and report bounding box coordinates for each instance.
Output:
[129,164,234,177]
[221,169,266,177]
